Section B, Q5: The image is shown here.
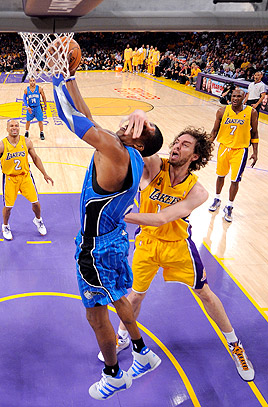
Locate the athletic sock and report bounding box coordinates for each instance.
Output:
[227,200,234,208]
[118,328,128,339]
[104,362,120,377]
[222,329,238,344]
[132,337,145,353]
[215,194,221,200]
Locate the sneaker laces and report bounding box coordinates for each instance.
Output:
[227,207,232,216]
[96,373,108,391]
[232,343,249,371]
[3,225,11,232]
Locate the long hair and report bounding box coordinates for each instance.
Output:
[169,127,213,171]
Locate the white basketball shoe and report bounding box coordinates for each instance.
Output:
[228,340,255,381]
[33,217,47,235]
[89,369,132,400]
[2,224,13,240]
[128,346,161,379]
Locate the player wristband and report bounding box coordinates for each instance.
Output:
[251,138,259,143]
[23,93,28,107]
[65,76,76,82]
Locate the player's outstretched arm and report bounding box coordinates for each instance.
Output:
[125,182,208,226]
[65,78,101,128]
[40,87,47,110]
[23,90,32,114]
[210,107,224,142]
[249,108,259,167]
[0,140,4,155]
[53,75,153,161]
[26,139,54,185]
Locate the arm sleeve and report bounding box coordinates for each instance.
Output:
[53,75,95,140]
[23,93,28,107]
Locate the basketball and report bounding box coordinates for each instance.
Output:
[66,39,82,74]
[46,37,82,75]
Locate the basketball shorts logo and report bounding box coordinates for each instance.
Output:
[201,268,207,282]
[83,290,105,300]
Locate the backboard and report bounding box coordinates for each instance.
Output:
[0,0,268,32]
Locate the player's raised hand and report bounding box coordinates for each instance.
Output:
[119,109,154,139]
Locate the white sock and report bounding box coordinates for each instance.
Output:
[215,194,221,200]
[227,200,234,208]
[118,328,128,339]
[222,329,238,344]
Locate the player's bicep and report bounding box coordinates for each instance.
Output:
[0,141,4,155]
[81,126,123,156]
[26,140,37,160]
[211,109,223,137]
[250,109,258,136]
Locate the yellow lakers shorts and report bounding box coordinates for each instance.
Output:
[216,144,248,182]
[3,172,38,207]
[132,231,207,293]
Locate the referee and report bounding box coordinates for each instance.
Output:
[244,71,266,116]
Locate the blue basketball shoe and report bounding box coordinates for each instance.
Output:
[223,205,233,222]
[128,346,161,379]
[209,198,221,212]
[89,368,132,400]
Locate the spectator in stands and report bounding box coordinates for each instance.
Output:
[178,63,191,85]
[232,68,241,79]
[223,66,233,78]
[219,82,236,105]
[189,63,201,86]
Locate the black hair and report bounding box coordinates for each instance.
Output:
[140,124,163,157]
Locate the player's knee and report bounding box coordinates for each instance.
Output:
[127,290,145,307]
[85,308,108,331]
[194,283,213,302]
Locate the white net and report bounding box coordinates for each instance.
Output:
[19,32,74,79]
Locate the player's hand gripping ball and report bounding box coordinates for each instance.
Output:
[47,37,82,76]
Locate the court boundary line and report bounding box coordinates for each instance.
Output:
[0,291,201,407]
[203,241,268,324]
[189,288,268,406]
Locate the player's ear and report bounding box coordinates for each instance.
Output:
[133,142,144,153]
[191,153,199,162]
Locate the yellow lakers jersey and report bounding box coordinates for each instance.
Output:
[1,136,29,175]
[152,50,160,63]
[139,158,198,241]
[124,48,132,60]
[217,105,252,148]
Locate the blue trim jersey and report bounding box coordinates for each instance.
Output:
[79,146,144,236]
[26,85,41,108]
[53,75,94,139]
[75,147,144,307]
[52,74,145,307]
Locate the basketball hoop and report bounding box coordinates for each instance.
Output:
[19,32,74,79]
